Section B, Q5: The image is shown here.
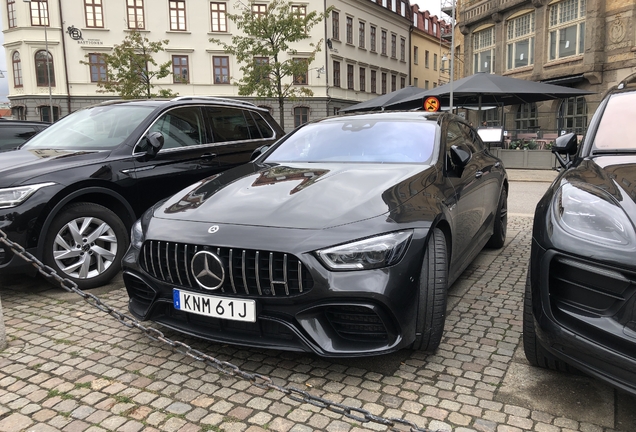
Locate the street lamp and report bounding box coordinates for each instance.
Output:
[24,0,54,122]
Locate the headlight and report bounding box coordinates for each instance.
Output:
[552,182,636,247]
[131,219,143,249]
[0,182,56,209]
[316,230,412,270]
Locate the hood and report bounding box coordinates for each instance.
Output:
[563,156,636,210]
[0,148,109,186]
[155,162,434,229]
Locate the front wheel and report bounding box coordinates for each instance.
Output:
[43,203,128,290]
[411,228,448,352]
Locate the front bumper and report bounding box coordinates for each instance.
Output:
[122,222,430,357]
[529,239,636,395]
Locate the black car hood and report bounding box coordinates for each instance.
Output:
[0,148,109,186]
[562,156,636,210]
[155,162,434,229]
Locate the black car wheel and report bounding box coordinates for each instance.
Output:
[523,270,578,372]
[486,188,507,248]
[412,227,448,352]
[44,203,128,290]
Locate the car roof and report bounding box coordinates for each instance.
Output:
[318,110,443,123]
[86,96,270,113]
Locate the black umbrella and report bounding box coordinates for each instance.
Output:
[386,73,595,111]
[340,86,429,113]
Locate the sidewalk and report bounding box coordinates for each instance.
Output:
[1,216,634,432]
[506,168,559,183]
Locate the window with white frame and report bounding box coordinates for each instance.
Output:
[346,16,353,44]
[473,27,495,73]
[370,26,376,52]
[359,21,365,48]
[548,0,586,60]
[84,0,104,28]
[12,51,22,87]
[211,2,227,32]
[332,11,339,40]
[7,0,16,28]
[559,96,587,134]
[169,0,186,31]
[127,0,144,29]
[515,103,537,131]
[507,12,534,70]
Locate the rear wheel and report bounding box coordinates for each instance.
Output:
[412,228,448,352]
[523,270,576,372]
[43,203,128,290]
[486,188,507,248]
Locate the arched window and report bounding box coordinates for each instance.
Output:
[515,103,537,131]
[12,51,23,88]
[559,96,587,134]
[294,106,309,128]
[35,50,55,87]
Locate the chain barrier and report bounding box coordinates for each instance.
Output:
[0,229,440,432]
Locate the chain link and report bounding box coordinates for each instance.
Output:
[0,230,439,432]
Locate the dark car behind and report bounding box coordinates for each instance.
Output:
[524,73,636,395]
[0,119,49,151]
[0,97,284,289]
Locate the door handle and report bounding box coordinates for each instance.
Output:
[494,162,501,168]
[201,153,217,159]
[475,171,483,179]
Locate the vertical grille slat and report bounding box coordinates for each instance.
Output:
[140,242,313,297]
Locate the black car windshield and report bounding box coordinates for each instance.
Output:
[593,92,636,152]
[265,118,437,164]
[21,104,156,150]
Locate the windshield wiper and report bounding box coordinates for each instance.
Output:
[592,149,636,155]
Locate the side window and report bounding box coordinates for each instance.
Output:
[205,107,251,142]
[460,123,483,153]
[253,112,274,138]
[245,112,262,138]
[445,121,469,174]
[149,107,205,150]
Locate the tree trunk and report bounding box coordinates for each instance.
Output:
[278,96,285,131]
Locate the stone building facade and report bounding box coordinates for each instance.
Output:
[2,0,411,132]
[411,5,451,90]
[458,0,636,136]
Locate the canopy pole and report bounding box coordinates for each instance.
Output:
[449,0,455,114]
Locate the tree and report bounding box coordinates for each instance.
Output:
[83,30,177,99]
[211,0,331,129]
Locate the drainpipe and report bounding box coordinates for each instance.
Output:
[324,0,330,113]
[58,0,72,116]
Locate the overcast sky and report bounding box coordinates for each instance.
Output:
[0,1,447,103]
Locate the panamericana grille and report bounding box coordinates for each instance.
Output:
[140,240,313,297]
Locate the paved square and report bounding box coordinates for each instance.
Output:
[1,216,634,432]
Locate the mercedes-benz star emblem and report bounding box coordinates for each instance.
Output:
[191,251,225,290]
[208,225,220,234]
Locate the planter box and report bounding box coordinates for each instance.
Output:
[491,148,557,170]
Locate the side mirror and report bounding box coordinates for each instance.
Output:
[553,133,577,169]
[450,145,471,167]
[250,145,269,161]
[144,132,164,158]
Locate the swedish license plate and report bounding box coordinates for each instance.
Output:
[173,289,256,323]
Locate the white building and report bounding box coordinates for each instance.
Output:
[2,0,411,130]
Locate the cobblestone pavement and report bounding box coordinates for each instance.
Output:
[0,216,635,432]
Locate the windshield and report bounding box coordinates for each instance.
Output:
[265,118,437,164]
[22,104,156,150]
[593,92,636,151]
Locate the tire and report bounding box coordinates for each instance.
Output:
[412,227,448,352]
[523,270,576,372]
[486,188,507,249]
[43,202,128,290]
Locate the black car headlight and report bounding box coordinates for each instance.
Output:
[316,230,412,270]
[552,182,636,248]
[0,182,56,209]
